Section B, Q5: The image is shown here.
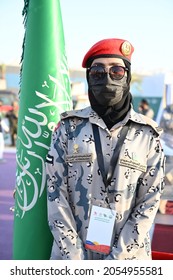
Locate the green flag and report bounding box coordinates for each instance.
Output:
[13,0,72,260]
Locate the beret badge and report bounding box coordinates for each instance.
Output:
[121,41,132,56]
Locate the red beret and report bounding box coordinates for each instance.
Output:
[82,38,134,68]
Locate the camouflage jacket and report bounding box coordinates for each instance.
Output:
[46,106,165,260]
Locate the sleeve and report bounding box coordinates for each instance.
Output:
[104,133,165,260]
[46,120,86,260]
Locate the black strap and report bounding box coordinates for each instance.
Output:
[92,123,129,189]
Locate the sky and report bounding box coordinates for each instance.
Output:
[0,0,173,73]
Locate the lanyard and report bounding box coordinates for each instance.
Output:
[92,123,129,190]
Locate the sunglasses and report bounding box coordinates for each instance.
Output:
[88,65,128,81]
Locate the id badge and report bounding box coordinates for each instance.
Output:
[85,202,116,255]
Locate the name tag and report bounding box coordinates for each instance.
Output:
[65,153,93,163]
[119,158,147,172]
[85,205,116,255]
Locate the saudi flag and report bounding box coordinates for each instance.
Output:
[13,0,72,260]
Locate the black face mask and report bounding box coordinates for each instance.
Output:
[86,60,132,128]
[88,74,128,107]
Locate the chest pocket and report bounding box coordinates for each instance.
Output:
[64,117,93,163]
[64,117,88,140]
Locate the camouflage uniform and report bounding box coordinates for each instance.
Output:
[46,106,165,260]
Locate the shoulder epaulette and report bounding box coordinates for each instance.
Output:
[142,115,163,135]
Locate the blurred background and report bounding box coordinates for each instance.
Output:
[0,0,173,260]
